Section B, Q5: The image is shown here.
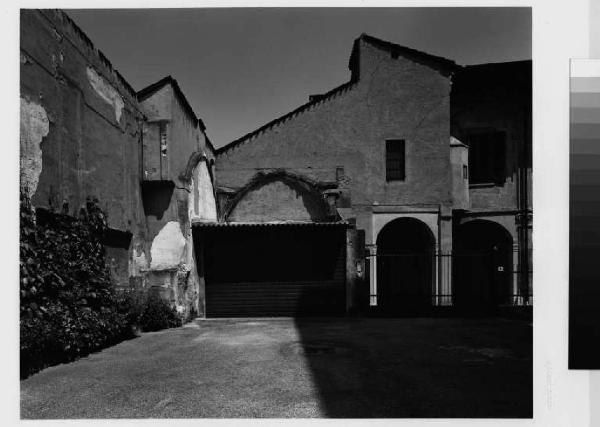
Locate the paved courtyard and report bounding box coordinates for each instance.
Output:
[21,317,532,418]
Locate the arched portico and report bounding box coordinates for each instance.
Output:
[373,216,436,312]
[453,219,514,309]
[368,212,441,308]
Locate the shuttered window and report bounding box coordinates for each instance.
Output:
[386,139,406,181]
[467,132,506,185]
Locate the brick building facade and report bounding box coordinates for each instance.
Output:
[20,11,531,318]
[208,34,532,316]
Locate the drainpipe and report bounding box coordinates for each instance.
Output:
[517,89,531,306]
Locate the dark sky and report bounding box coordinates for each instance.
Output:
[67,8,531,148]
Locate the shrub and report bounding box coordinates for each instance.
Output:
[137,292,182,332]
[20,192,133,378]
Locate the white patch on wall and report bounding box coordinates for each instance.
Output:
[150,221,186,270]
[192,161,217,221]
[130,247,148,276]
[20,97,49,196]
[86,67,124,122]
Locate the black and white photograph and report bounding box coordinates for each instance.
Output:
[18,5,534,420]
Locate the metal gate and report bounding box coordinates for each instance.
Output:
[364,251,532,311]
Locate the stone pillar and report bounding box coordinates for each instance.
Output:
[367,244,378,306]
[438,214,453,306]
[193,229,206,318]
[513,243,520,306]
[345,227,365,313]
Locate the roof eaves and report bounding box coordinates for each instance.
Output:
[59,10,139,101]
[360,33,459,72]
[462,59,532,69]
[137,76,207,131]
[216,79,357,156]
[137,75,172,101]
[191,220,349,227]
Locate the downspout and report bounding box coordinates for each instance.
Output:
[517,89,531,305]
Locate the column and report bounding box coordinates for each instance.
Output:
[367,244,378,306]
[513,243,520,306]
[438,215,453,306]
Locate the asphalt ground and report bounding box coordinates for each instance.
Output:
[21,316,532,418]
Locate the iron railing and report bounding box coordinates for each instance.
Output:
[364,251,532,309]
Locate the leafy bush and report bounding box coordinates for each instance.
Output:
[116,288,182,333]
[20,192,132,378]
[137,292,182,332]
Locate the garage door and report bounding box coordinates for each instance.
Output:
[195,223,347,317]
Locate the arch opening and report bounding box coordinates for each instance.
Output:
[226,173,330,223]
[376,217,435,312]
[453,219,514,309]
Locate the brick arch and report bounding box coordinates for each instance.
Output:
[223,170,333,222]
[454,219,514,308]
[375,217,436,312]
[459,216,517,247]
[180,151,214,185]
[373,213,439,248]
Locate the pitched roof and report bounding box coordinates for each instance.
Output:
[137,76,206,131]
[354,33,459,73]
[216,80,357,155]
[217,33,460,156]
[452,60,532,92]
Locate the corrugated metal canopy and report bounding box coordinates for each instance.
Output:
[191,220,348,227]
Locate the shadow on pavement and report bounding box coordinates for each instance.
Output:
[292,316,532,418]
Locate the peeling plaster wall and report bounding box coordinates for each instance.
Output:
[20,97,49,195]
[20,10,148,289]
[20,10,146,228]
[138,83,215,316]
[20,9,209,317]
[150,221,186,270]
[450,137,469,210]
[191,161,217,221]
[130,244,149,276]
[86,67,124,123]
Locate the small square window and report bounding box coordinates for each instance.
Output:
[386,139,405,181]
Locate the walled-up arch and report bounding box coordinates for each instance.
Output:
[453,219,513,308]
[190,159,217,222]
[375,217,435,312]
[225,171,331,222]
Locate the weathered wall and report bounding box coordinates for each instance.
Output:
[20,9,148,287]
[228,179,327,222]
[190,160,217,221]
[216,37,454,231]
[451,61,532,211]
[20,11,215,318]
[450,137,469,210]
[138,81,216,317]
[141,85,171,181]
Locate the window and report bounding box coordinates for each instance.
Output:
[159,123,168,157]
[463,165,468,180]
[386,139,406,181]
[466,131,506,185]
